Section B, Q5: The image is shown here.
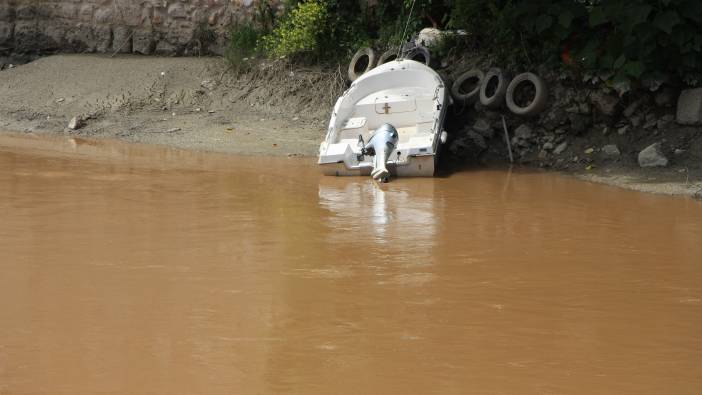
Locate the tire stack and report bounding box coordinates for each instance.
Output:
[347,47,377,82]
[347,46,550,117]
[450,68,548,117]
[346,44,435,82]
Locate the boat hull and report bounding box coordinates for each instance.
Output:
[319,155,435,177]
[318,59,447,178]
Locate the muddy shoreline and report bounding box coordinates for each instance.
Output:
[1,54,700,199]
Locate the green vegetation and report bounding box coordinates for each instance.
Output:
[224,23,261,69]
[225,0,702,88]
[445,0,702,90]
[259,1,328,57]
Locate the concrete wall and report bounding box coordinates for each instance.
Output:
[0,0,282,56]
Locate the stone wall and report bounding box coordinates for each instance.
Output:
[0,0,281,56]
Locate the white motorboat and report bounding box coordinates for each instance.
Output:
[318,59,448,181]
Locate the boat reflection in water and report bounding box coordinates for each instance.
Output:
[318,178,439,247]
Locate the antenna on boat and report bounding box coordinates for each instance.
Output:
[396,0,418,60]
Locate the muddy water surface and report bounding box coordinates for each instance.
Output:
[1,134,702,394]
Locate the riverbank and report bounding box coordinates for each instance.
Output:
[1,54,700,198]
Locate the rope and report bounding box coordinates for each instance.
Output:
[396,0,418,59]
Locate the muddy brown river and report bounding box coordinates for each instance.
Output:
[1,134,701,394]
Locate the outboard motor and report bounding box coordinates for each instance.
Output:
[362,123,399,183]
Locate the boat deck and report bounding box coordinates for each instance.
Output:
[334,87,438,145]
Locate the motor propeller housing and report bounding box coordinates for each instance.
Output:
[363,123,399,182]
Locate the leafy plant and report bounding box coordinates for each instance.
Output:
[447,0,702,89]
[225,23,264,69]
[259,0,329,58]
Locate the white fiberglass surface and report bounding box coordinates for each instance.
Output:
[330,60,443,140]
[334,88,439,143]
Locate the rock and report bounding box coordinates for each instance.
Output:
[542,142,554,151]
[630,115,642,127]
[674,148,685,155]
[112,26,132,53]
[623,100,641,118]
[132,29,155,55]
[93,25,112,53]
[578,102,591,114]
[602,126,610,136]
[676,88,702,125]
[602,144,621,156]
[416,28,443,47]
[0,22,13,44]
[584,147,594,154]
[201,80,217,91]
[168,3,188,19]
[554,141,568,155]
[617,125,629,135]
[449,131,487,160]
[542,107,568,130]
[155,40,177,55]
[448,138,467,155]
[466,131,488,151]
[472,119,494,139]
[643,118,657,129]
[657,118,672,130]
[590,91,619,116]
[511,136,528,148]
[565,105,580,114]
[68,116,83,130]
[94,7,114,24]
[13,21,40,52]
[568,113,591,134]
[655,87,677,107]
[117,4,143,26]
[78,4,94,21]
[65,24,98,52]
[514,124,533,140]
[638,143,668,167]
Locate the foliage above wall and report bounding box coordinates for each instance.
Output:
[447,0,702,90]
[226,0,702,89]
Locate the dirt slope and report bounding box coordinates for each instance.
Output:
[0,54,341,156]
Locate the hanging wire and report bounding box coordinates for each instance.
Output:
[396,0,418,59]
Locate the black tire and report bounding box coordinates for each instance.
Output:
[405,46,432,67]
[378,49,399,65]
[450,69,484,104]
[479,68,510,109]
[505,72,548,116]
[347,47,376,82]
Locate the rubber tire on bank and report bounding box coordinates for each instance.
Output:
[479,68,510,109]
[451,69,484,104]
[348,47,377,82]
[405,46,432,67]
[505,72,548,116]
[378,49,399,65]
